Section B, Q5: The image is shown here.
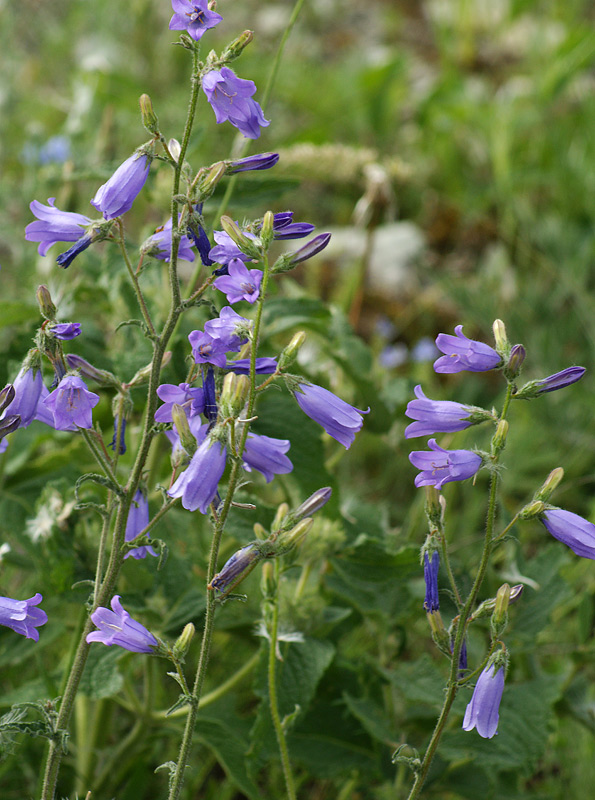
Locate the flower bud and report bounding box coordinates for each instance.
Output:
[279,517,313,550]
[272,233,332,273]
[272,503,290,531]
[127,352,172,388]
[172,622,195,661]
[172,404,197,456]
[221,29,253,62]
[490,583,511,638]
[506,344,526,379]
[219,372,249,418]
[278,331,306,371]
[0,414,20,441]
[220,215,262,259]
[293,488,332,522]
[514,367,586,400]
[260,210,275,248]
[534,467,564,502]
[197,161,226,200]
[253,522,268,540]
[492,419,509,453]
[36,285,57,322]
[65,354,121,389]
[260,560,276,596]
[0,384,15,415]
[208,544,261,593]
[168,138,182,162]
[519,499,546,520]
[492,319,508,352]
[426,610,451,656]
[140,94,159,134]
[227,153,279,175]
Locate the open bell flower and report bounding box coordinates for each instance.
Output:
[43,374,100,431]
[540,508,595,559]
[462,663,505,739]
[202,67,270,139]
[124,490,157,560]
[291,382,368,449]
[167,434,227,513]
[405,385,492,438]
[434,325,501,374]
[409,439,482,490]
[0,593,48,641]
[169,0,222,40]
[87,595,158,653]
[213,258,263,304]
[91,152,151,220]
[242,433,293,482]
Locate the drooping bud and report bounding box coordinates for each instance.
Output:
[172,622,195,661]
[278,331,306,371]
[227,153,279,175]
[140,94,159,134]
[221,29,253,62]
[534,467,564,502]
[272,233,332,273]
[293,488,332,522]
[208,544,261,593]
[172,404,197,456]
[506,344,526,379]
[36,285,57,322]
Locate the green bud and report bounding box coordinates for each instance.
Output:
[519,499,546,520]
[253,522,268,540]
[221,29,254,62]
[220,216,261,259]
[219,372,249,418]
[197,161,226,200]
[278,331,306,371]
[279,517,313,550]
[172,404,197,456]
[490,583,511,638]
[492,419,509,453]
[426,610,451,656]
[260,560,276,597]
[534,467,564,502]
[139,94,159,134]
[127,352,171,388]
[36,285,57,322]
[492,318,508,352]
[272,502,290,531]
[173,622,195,661]
[260,210,275,248]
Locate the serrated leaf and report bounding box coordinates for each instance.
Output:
[78,646,124,699]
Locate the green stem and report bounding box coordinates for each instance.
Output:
[268,560,297,800]
[116,220,156,336]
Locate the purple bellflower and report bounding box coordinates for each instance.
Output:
[203,366,218,425]
[155,383,205,423]
[0,593,47,641]
[25,198,94,268]
[87,595,158,653]
[143,217,196,263]
[292,382,368,449]
[271,211,315,240]
[168,434,226,513]
[49,323,82,340]
[409,439,482,490]
[43,374,100,431]
[202,67,270,139]
[209,229,254,267]
[169,0,222,40]
[188,330,229,369]
[124,490,157,560]
[204,306,251,350]
[242,433,293,483]
[91,152,151,220]
[208,544,261,593]
[225,357,278,375]
[405,385,490,438]
[214,258,263,304]
[462,663,505,739]
[434,325,501,374]
[515,366,587,399]
[285,232,332,267]
[423,551,440,612]
[2,367,44,427]
[541,508,595,559]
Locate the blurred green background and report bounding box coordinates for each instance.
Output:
[2,1,595,798]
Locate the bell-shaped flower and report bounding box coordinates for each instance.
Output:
[43,374,100,431]
[142,217,196,263]
[124,490,157,560]
[87,595,158,653]
[169,0,222,40]
[91,152,151,220]
[202,67,270,139]
[405,385,492,438]
[49,323,82,340]
[434,325,501,374]
[167,433,226,513]
[242,433,293,483]
[25,198,92,256]
[0,593,47,641]
[155,383,205,423]
[2,367,44,428]
[409,439,482,490]
[540,508,595,559]
[462,663,505,739]
[214,258,263,304]
[292,382,368,449]
[209,229,253,267]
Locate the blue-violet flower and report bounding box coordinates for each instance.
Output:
[202,67,270,139]
[167,434,226,513]
[124,490,157,560]
[405,384,488,438]
[49,323,82,340]
[462,663,505,739]
[409,439,482,490]
[541,508,595,559]
[292,382,368,449]
[434,325,501,374]
[0,593,47,641]
[213,258,263,304]
[423,551,440,612]
[87,595,158,653]
[169,0,222,40]
[91,153,151,220]
[25,198,92,256]
[43,374,100,431]
[242,433,293,483]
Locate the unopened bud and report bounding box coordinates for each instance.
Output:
[0,414,20,440]
[140,94,159,133]
[279,331,306,370]
[293,488,332,522]
[36,285,57,322]
[253,523,268,540]
[173,622,195,661]
[221,29,253,62]
[492,419,509,453]
[261,560,276,596]
[273,232,332,273]
[534,467,564,502]
[509,584,524,603]
[280,517,313,549]
[168,138,181,162]
[172,404,197,456]
[208,544,260,593]
[272,503,290,531]
[426,610,451,656]
[220,372,249,418]
[128,352,171,388]
[260,210,275,248]
[220,216,261,258]
[198,161,226,200]
[492,319,508,352]
[519,499,546,520]
[506,344,526,378]
[490,583,511,638]
[66,354,120,389]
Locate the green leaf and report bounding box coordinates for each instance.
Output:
[78,646,124,700]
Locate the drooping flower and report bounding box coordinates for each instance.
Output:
[540,508,595,559]
[423,551,440,612]
[25,198,92,256]
[214,258,263,304]
[242,433,293,483]
[155,383,205,423]
[142,216,196,263]
[409,439,482,490]
[87,595,158,653]
[49,322,82,340]
[2,367,44,427]
[202,67,270,139]
[280,232,332,269]
[434,325,501,374]
[124,490,157,560]
[292,382,368,449]
[91,152,151,220]
[462,663,505,739]
[208,544,261,593]
[167,434,226,513]
[0,593,47,641]
[43,374,100,431]
[169,0,222,40]
[405,385,492,438]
